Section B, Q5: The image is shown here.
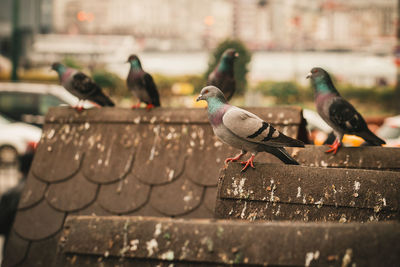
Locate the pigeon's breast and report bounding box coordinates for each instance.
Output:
[209,105,230,126]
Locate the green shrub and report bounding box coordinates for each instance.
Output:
[92,69,126,97]
[204,39,252,95]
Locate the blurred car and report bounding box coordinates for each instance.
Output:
[0,82,92,127]
[0,113,41,165]
[376,115,400,147]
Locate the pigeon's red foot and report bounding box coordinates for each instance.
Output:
[325,139,341,154]
[74,106,84,112]
[240,155,255,172]
[146,104,155,111]
[131,102,141,109]
[224,153,245,165]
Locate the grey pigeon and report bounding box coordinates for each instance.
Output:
[126,54,160,110]
[307,67,385,154]
[51,62,114,110]
[207,48,238,101]
[196,86,304,171]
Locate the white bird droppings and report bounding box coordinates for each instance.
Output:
[146,239,158,256]
[305,250,320,267]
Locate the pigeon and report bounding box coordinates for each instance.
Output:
[126,54,160,110]
[207,48,239,101]
[196,86,304,172]
[306,67,385,154]
[51,62,115,110]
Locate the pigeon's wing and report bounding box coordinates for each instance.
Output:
[72,72,114,106]
[329,98,368,133]
[143,73,161,106]
[222,107,304,147]
[71,72,99,96]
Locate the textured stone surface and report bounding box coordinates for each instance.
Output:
[215,163,400,222]
[57,216,400,266]
[4,106,306,266]
[290,145,400,171]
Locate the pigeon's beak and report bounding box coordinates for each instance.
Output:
[234,52,239,58]
[306,72,312,79]
[196,94,204,102]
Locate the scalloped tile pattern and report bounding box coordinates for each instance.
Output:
[4,107,305,266]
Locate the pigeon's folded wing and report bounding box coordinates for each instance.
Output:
[328,98,367,133]
[71,72,100,96]
[222,107,304,147]
[143,73,160,106]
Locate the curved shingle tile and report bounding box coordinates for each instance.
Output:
[203,186,218,213]
[180,203,214,218]
[69,201,112,216]
[97,172,150,214]
[2,230,29,267]
[150,177,204,216]
[32,124,84,183]
[186,126,235,186]
[127,201,166,217]
[46,172,98,212]
[13,199,65,241]
[18,173,47,210]
[20,234,60,267]
[135,125,188,185]
[82,124,137,184]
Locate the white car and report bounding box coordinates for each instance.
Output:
[0,82,92,127]
[0,114,42,165]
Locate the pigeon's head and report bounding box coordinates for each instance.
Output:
[306,67,337,93]
[51,62,65,73]
[222,48,239,61]
[127,54,142,68]
[306,67,330,81]
[196,86,226,103]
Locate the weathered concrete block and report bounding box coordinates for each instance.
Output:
[56,215,400,266]
[290,145,400,171]
[215,163,400,222]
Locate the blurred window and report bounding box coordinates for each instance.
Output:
[0,92,39,121]
[39,94,67,115]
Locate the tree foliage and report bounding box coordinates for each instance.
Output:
[204,39,252,95]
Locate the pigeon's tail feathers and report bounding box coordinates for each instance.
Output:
[91,91,115,107]
[265,147,299,165]
[273,133,305,148]
[358,129,385,146]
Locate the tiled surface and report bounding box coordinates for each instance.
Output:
[4,107,305,266]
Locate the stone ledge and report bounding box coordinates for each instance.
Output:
[215,163,400,222]
[57,215,400,266]
[45,106,304,125]
[290,145,400,171]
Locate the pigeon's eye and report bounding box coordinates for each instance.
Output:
[204,90,209,94]
[311,69,318,74]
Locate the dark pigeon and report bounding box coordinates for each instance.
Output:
[307,67,385,154]
[196,86,304,172]
[126,54,160,110]
[51,62,115,110]
[207,48,238,101]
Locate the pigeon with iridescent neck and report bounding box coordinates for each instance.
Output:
[207,48,238,101]
[307,67,385,154]
[196,86,304,172]
[126,54,160,110]
[51,62,114,110]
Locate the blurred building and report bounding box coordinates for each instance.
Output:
[0,0,52,64]
[50,0,396,52]
[52,0,233,51]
